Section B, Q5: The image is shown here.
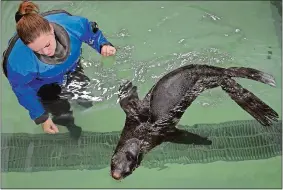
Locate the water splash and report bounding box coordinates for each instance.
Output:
[73,46,240,110]
[202,12,221,21]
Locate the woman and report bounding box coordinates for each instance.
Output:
[2,1,117,139]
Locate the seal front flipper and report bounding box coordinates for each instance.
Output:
[117,80,152,122]
[164,128,212,145]
[118,80,140,114]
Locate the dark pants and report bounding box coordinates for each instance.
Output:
[37,62,93,139]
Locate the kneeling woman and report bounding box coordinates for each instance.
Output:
[2,1,116,139]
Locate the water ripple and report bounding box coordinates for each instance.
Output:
[76,46,239,110]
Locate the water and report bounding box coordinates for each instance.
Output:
[1,1,282,188]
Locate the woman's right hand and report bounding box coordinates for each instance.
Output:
[41,117,59,134]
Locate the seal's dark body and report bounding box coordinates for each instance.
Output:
[110,64,278,180]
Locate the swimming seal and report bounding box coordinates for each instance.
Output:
[110,64,279,180]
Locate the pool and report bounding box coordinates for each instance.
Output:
[1,1,282,188]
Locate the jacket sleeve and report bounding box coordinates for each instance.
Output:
[7,68,49,125]
[78,17,114,54]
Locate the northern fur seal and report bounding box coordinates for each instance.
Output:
[110,64,279,180]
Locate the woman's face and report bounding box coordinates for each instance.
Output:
[27,24,56,56]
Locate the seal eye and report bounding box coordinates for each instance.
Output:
[126,151,135,161]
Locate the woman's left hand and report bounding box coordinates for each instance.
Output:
[101,45,116,56]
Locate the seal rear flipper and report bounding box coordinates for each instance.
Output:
[164,128,212,145]
[220,78,279,126]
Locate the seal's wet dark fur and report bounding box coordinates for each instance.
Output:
[110,64,279,180]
